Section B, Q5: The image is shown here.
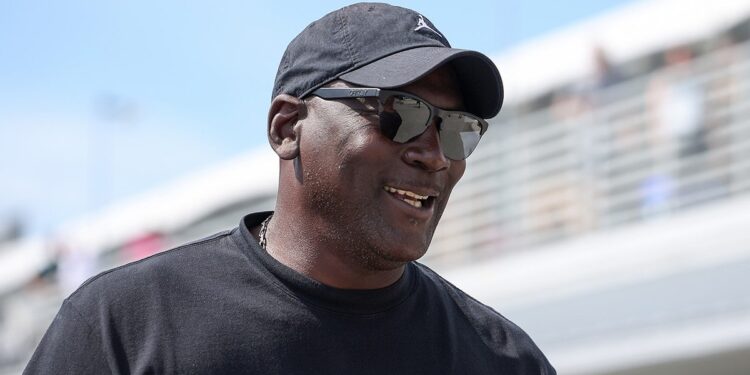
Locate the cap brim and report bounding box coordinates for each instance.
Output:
[339,47,503,118]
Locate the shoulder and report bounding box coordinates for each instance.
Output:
[25,229,247,374]
[413,263,527,332]
[413,262,556,374]
[66,229,241,311]
[413,262,517,328]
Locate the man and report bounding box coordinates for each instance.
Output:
[25,3,555,374]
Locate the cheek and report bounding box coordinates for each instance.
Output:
[314,109,377,152]
[332,123,392,171]
[334,141,387,190]
[301,119,386,185]
[300,115,355,161]
[447,161,466,189]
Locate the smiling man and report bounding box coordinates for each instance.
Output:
[25,3,555,374]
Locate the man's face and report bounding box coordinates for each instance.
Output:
[299,65,467,270]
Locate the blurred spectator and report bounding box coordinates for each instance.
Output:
[640,46,705,214]
[122,231,165,262]
[528,47,615,239]
[647,45,708,156]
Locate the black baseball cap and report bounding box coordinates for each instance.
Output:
[272,2,503,119]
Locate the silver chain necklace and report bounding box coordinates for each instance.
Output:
[258,214,272,249]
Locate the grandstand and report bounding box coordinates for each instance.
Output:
[2,0,750,373]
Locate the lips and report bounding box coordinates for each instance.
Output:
[383,185,435,209]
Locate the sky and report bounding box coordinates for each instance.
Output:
[0,0,636,236]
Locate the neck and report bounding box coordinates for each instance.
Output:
[261,207,405,290]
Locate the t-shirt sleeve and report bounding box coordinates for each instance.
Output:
[23,299,111,375]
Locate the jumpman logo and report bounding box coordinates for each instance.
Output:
[414,15,443,39]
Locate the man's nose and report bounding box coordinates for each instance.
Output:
[401,122,450,172]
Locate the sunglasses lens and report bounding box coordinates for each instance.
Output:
[380,95,431,143]
[439,113,484,160]
[378,94,484,160]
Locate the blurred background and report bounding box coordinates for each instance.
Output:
[2,0,750,373]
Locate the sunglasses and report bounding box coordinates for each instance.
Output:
[309,88,488,160]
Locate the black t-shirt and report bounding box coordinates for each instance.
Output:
[24,212,555,374]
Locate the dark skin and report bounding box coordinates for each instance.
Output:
[256,65,466,289]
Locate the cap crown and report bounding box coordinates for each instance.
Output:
[273,3,449,99]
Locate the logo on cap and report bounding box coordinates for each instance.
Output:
[414,15,443,39]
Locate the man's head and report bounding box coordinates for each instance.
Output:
[267,3,502,270]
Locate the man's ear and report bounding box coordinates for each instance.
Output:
[268,94,306,160]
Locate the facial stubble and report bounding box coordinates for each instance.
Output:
[303,158,446,272]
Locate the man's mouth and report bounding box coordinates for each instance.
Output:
[383,185,435,209]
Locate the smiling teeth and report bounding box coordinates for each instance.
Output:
[402,198,422,208]
[384,186,429,208]
[383,186,429,200]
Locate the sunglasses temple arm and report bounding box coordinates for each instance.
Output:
[310,88,381,99]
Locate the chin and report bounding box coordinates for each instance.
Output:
[397,222,440,257]
[381,237,432,263]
